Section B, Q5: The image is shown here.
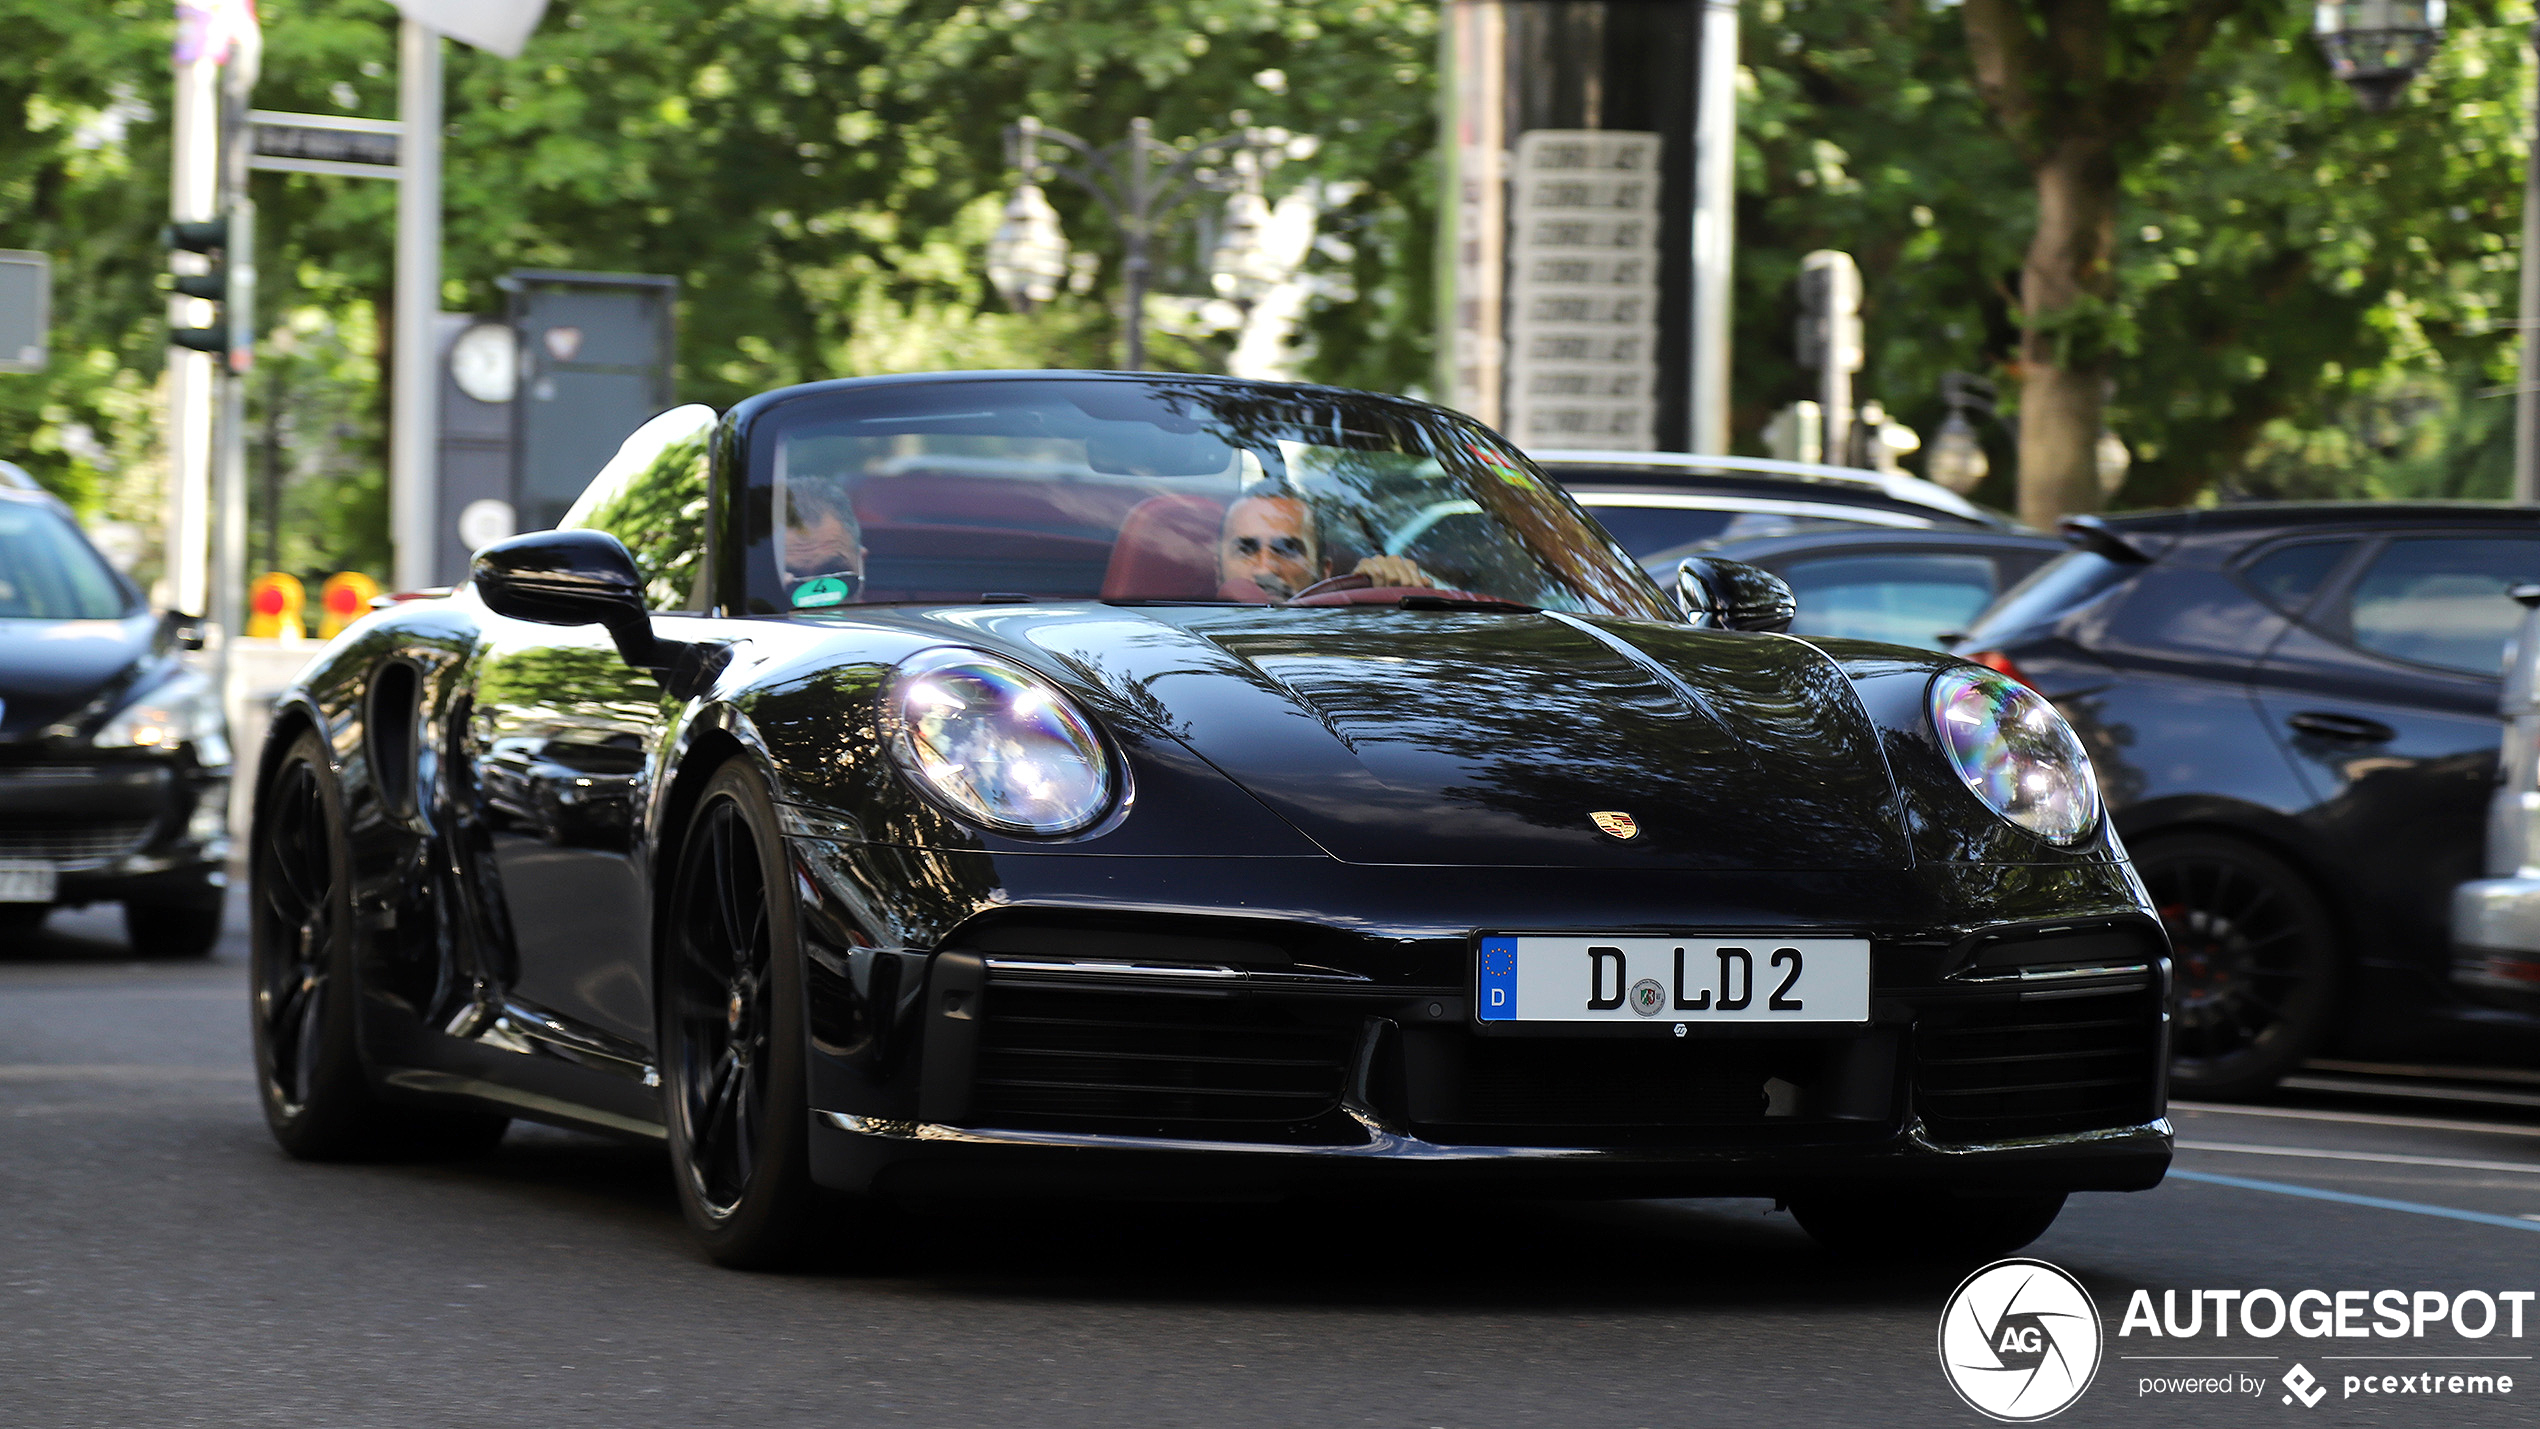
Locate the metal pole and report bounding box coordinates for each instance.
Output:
[1122,118,1152,371]
[391,19,443,591]
[166,54,220,618]
[212,59,253,684]
[1687,0,1739,455]
[2518,21,2540,503]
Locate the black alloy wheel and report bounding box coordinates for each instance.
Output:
[2133,831,2341,1101]
[661,758,818,1269]
[1789,1191,2067,1261]
[251,729,506,1160]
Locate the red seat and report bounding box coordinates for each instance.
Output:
[1102,494,1226,600]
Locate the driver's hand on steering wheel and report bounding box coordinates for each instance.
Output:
[1353,554,1431,588]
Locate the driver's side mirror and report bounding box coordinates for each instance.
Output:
[1673,557,1797,633]
[472,529,661,667]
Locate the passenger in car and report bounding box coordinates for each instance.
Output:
[782,478,866,600]
[1216,482,1428,601]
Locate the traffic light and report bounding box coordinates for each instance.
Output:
[166,201,256,371]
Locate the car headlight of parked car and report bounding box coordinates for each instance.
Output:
[94,669,232,768]
[884,647,1116,836]
[1928,667,2099,845]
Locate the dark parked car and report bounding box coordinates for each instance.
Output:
[1953,503,2540,1096]
[251,372,2166,1268]
[0,477,231,954]
[1529,450,2009,564]
[1651,527,2066,652]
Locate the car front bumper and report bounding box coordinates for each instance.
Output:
[0,752,229,908]
[2451,876,2540,1018]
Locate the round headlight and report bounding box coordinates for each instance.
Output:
[1927,668,2100,845]
[884,648,1116,836]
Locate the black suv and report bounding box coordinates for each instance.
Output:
[1955,503,2540,1095]
[0,479,231,954]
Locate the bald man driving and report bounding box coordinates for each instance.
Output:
[1217,488,1428,601]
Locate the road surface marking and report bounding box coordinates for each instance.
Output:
[2177,1139,2540,1176]
[2171,1099,2540,1141]
[2169,1169,2540,1233]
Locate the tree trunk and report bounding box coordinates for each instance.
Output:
[2016,137,2119,528]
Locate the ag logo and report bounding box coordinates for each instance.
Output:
[1589,810,1638,839]
[1938,1258,2102,1422]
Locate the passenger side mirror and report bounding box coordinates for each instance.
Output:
[1673,557,1797,633]
[471,529,661,667]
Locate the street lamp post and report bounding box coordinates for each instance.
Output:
[988,116,1292,370]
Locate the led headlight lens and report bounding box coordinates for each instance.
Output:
[885,648,1114,836]
[1928,667,2100,845]
[94,669,232,768]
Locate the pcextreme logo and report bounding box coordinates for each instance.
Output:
[1939,1258,2104,1422]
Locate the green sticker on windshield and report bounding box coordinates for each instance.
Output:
[792,577,851,608]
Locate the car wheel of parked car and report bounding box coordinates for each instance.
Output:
[252,730,508,1160]
[124,896,223,958]
[660,758,819,1270]
[2133,832,2341,1100]
[1788,1191,2066,1260]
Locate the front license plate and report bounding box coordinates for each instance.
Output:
[0,860,58,904]
[1476,935,1870,1024]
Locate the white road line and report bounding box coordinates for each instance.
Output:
[0,1065,252,1083]
[2176,1139,2540,1176]
[2171,1099,2540,1141]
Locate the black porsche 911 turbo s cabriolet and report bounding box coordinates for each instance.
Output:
[252,371,2170,1267]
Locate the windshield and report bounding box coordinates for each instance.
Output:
[0,502,134,620]
[747,376,1673,620]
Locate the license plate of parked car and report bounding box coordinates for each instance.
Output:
[1476,935,1870,1024]
[0,860,59,904]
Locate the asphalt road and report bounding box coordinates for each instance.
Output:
[5,897,2538,1428]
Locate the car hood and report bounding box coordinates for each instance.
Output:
[0,613,158,740]
[984,605,1910,870]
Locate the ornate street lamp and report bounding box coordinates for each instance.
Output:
[2311,0,2447,112]
[995,115,1293,369]
[985,161,1072,313]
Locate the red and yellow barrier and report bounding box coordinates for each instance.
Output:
[245,572,305,641]
[318,571,382,639]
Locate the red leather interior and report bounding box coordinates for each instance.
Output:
[1101,494,1227,600]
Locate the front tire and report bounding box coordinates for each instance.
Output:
[660,757,819,1269]
[2134,832,2341,1100]
[1790,1191,2067,1261]
[251,730,506,1160]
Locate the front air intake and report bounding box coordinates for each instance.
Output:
[1914,985,2161,1142]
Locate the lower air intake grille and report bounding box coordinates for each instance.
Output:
[1914,987,2160,1142]
[1454,1040,1767,1128]
[971,984,1356,1143]
[0,819,153,864]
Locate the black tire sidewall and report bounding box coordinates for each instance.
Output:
[249,730,378,1156]
[2134,831,2342,1099]
[660,757,817,1268]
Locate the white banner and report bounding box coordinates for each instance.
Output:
[390,0,548,58]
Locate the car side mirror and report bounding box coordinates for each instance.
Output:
[1673,557,1797,633]
[471,529,661,668]
[160,610,208,651]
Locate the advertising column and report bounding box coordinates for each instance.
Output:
[1439,0,1713,453]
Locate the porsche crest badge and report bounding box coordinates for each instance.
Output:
[1589,810,1639,840]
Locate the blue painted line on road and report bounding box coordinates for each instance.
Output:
[2168,1168,2540,1234]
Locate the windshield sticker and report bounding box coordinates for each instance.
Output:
[791,576,852,608]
